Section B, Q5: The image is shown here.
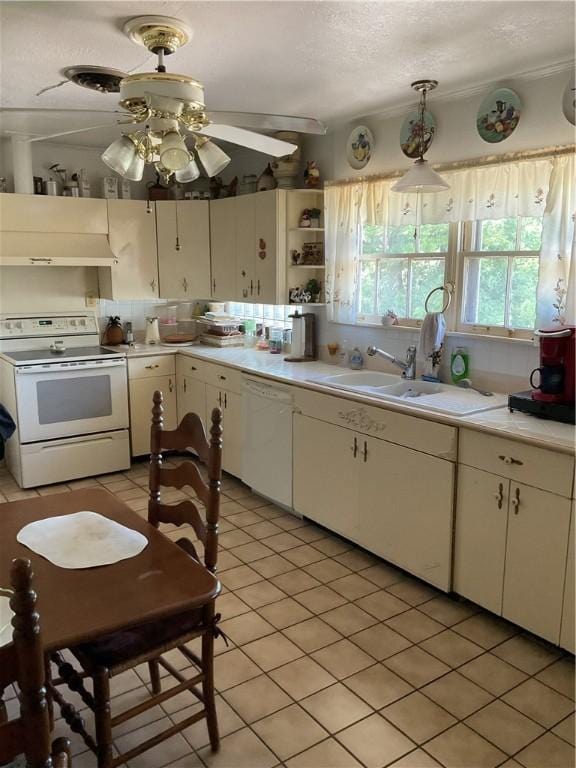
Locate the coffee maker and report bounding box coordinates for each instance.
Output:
[509,327,576,424]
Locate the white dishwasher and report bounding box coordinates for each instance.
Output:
[242,376,294,510]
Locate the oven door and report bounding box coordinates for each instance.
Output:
[15,358,129,443]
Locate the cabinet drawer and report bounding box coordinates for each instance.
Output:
[459,429,574,497]
[177,356,242,393]
[293,386,457,460]
[128,355,176,380]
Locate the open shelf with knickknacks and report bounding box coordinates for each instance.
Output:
[285,189,325,305]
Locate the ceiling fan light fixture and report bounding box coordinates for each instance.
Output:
[391,158,450,193]
[124,150,146,182]
[195,137,231,177]
[101,134,138,176]
[159,130,190,171]
[175,157,200,183]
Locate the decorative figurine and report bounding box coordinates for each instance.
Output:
[257,163,277,192]
[304,161,321,188]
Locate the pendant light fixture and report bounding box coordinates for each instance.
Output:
[392,80,449,193]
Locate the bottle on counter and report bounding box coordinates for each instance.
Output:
[451,347,469,384]
[349,347,364,370]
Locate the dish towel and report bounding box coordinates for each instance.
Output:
[0,404,15,461]
[418,313,446,379]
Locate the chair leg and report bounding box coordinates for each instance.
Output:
[201,630,220,752]
[93,667,114,768]
[148,659,161,695]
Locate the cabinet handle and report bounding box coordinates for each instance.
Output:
[494,482,504,509]
[351,437,358,458]
[175,237,181,252]
[362,441,368,462]
[190,365,197,371]
[144,364,160,370]
[257,279,261,295]
[182,277,188,292]
[218,374,227,381]
[511,486,520,514]
[243,288,248,298]
[250,280,254,296]
[183,379,187,392]
[168,378,173,393]
[218,392,222,406]
[224,393,227,408]
[150,278,156,292]
[499,455,523,466]
[29,257,53,264]
[241,270,247,278]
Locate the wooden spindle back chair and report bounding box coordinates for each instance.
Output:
[52,393,223,768]
[0,558,71,768]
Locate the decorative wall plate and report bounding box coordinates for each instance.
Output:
[400,109,436,158]
[562,74,575,126]
[347,125,374,169]
[476,88,522,143]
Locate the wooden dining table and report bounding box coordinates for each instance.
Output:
[0,487,220,653]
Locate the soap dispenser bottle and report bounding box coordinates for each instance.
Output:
[349,347,364,370]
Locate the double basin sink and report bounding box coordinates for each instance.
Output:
[312,371,507,417]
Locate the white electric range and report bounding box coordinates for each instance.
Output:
[0,312,130,488]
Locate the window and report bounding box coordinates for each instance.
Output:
[357,223,451,324]
[460,216,542,335]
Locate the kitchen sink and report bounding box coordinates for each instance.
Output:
[312,371,507,416]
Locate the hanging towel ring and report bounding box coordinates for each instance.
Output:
[424,283,453,314]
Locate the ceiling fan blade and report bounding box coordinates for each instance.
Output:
[198,124,297,157]
[0,108,134,143]
[205,111,326,135]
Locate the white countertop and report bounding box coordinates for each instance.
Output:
[115,343,576,454]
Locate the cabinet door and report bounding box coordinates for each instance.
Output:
[453,467,508,613]
[177,375,207,424]
[157,201,211,299]
[254,190,279,303]
[104,200,159,300]
[129,374,176,457]
[293,414,359,539]
[503,483,571,643]
[205,384,242,478]
[209,197,236,299]
[359,436,454,590]
[235,195,255,300]
[560,505,575,653]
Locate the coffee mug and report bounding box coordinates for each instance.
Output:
[530,365,564,394]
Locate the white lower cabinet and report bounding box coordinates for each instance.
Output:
[453,466,508,615]
[359,435,454,590]
[560,507,575,653]
[177,375,207,425]
[205,384,242,478]
[293,413,454,590]
[455,431,574,646]
[503,483,571,644]
[128,356,177,457]
[293,414,360,540]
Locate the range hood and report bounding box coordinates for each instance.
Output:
[0,231,117,266]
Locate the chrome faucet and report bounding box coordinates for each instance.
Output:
[366,344,417,380]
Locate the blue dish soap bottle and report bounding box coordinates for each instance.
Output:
[349,347,364,370]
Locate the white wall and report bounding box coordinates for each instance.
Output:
[299,68,574,391]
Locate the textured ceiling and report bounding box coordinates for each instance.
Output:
[0,0,574,147]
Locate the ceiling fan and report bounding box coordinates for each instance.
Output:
[3,15,326,182]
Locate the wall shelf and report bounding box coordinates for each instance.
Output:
[290,227,325,232]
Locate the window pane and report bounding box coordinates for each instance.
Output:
[509,257,538,329]
[463,257,507,326]
[359,260,377,314]
[410,259,446,319]
[478,218,517,251]
[362,225,385,255]
[377,259,408,317]
[387,226,417,254]
[418,223,450,253]
[520,217,543,251]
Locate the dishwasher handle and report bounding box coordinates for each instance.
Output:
[242,378,293,404]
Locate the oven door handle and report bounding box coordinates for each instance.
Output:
[15,360,126,374]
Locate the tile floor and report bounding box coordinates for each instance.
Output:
[1,461,574,768]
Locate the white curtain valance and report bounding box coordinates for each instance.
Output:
[361,158,553,226]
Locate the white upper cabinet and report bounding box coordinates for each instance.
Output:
[209,196,237,300]
[0,193,108,233]
[100,200,159,300]
[156,201,211,299]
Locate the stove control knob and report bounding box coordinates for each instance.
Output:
[79,319,86,326]
[70,319,77,326]
[14,322,22,329]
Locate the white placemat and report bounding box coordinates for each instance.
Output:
[0,592,14,647]
[17,511,148,569]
